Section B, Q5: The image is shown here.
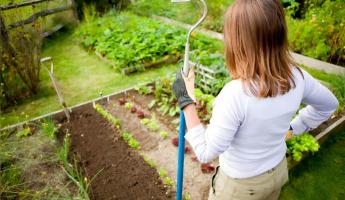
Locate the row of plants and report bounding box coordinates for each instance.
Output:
[93,103,180,191]
[130,0,345,66]
[94,103,141,149]
[77,11,223,74]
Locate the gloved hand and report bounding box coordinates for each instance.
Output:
[172,67,196,109]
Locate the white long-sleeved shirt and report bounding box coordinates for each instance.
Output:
[185,67,339,179]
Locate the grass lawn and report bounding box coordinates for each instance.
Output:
[280,130,345,200]
[0,30,179,128]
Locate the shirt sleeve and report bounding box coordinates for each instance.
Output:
[290,69,339,135]
[184,83,244,163]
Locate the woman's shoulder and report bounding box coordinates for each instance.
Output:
[217,79,245,100]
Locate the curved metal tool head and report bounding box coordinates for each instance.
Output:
[171,0,208,76]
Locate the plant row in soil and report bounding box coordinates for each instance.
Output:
[56,104,174,200]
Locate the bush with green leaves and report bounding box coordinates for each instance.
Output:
[78,12,222,72]
[286,133,320,161]
[286,0,344,65]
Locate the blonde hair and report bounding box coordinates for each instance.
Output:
[224,0,297,97]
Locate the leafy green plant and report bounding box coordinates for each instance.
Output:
[122,132,140,149]
[135,85,153,95]
[153,77,180,117]
[158,167,174,187]
[58,134,91,200]
[286,133,320,161]
[140,116,160,132]
[40,118,58,139]
[159,131,169,139]
[287,0,345,65]
[183,193,191,200]
[141,153,157,168]
[78,12,222,73]
[195,89,215,123]
[15,127,32,138]
[124,102,134,109]
[94,103,121,129]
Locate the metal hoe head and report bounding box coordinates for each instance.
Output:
[171,0,208,76]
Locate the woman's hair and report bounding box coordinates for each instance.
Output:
[224,0,297,97]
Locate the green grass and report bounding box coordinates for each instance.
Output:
[0,128,75,199]
[0,30,179,128]
[280,130,345,200]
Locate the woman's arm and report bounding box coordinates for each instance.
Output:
[183,104,201,130]
[183,83,243,163]
[173,69,242,163]
[290,70,339,135]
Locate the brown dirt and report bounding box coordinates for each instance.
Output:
[59,104,173,200]
[108,92,216,200]
[127,90,179,132]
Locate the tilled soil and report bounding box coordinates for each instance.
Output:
[108,92,216,200]
[59,104,173,200]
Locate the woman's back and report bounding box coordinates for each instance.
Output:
[215,67,337,178]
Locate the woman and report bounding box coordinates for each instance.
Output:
[172,0,339,199]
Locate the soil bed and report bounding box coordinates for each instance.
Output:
[58,104,172,200]
[106,91,217,200]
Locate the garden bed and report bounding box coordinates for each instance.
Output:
[57,104,173,200]
[2,78,344,200]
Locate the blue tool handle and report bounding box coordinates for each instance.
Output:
[176,110,186,200]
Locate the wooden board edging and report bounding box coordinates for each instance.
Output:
[0,87,135,132]
[288,115,345,169]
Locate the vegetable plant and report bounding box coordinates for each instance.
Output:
[124,102,134,109]
[40,118,58,139]
[135,85,153,95]
[78,12,223,73]
[122,132,140,149]
[94,104,121,129]
[158,168,174,187]
[16,127,32,138]
[159,131,169,139]
[286,133,320,161]
[140,116,160,132]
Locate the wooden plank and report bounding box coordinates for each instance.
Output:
[42,23,64,37]
[8,5,72,29]
[0,0,50,11]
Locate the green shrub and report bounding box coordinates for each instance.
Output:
[78,12,222,72]
[287,0,345,65]
[286,133,320,161]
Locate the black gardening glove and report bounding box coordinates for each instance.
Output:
[172,68,196,109]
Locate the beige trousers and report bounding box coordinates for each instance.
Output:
[208,157,289,200]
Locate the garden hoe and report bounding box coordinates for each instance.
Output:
[171,0,208,199]
[40,57,71,121]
